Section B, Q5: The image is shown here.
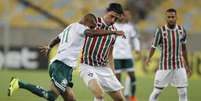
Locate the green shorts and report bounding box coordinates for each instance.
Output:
[49,60,73,94]
[114,59,134,73]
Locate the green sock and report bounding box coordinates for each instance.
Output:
[19,80,56,101]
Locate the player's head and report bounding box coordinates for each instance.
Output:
[165,8,177,27]
[82,13,97,29]
[118,9,132,23]
[104,3,123,25]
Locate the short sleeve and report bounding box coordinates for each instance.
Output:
[76,23,89,36]
[152,27,162,48]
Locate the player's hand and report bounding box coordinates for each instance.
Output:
[185,66,192,78]
[38,45,50,56]
[145,57,151,66]
[115,31,126,39]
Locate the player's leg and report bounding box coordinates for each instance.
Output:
[172,68,188,101]
[80,64,104,101]
[50,60,76,101]
[149,69,171,101]
[8,77,58,101]
[127,71,137,101]
[124,76,130,100]
[62,87,76,101]
[149,87,164,101]
[114,59,123,81]
[108,90,125,101]
[122,59,137,101]
[89,79,104,101]
[96,66,125,101]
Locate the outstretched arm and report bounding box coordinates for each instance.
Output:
[84,29,125,37]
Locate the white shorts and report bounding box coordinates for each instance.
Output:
[79,63,123,92]
[154,68,188,88]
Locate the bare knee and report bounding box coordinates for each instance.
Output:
[62,87,76,101]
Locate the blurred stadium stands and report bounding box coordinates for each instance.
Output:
[0,0,200,73]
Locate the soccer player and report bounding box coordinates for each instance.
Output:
[146,8,191,101]
[8,13,125,101]
[113,9,141,101]
[80,3,126,101]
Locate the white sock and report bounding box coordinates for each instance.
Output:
[124,76,131,96]
[177,87,188,101]
[94,97,104,101]
[149,88,162,101]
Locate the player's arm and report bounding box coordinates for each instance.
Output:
[84,29,125,37]
[108,47,115,74]
[181,28,191,76]
[39,36,60,56]
[146,27,161,65]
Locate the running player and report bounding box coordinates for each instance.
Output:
[8,13,125,101]
[146,8,191,101]
[113,9,141,101]
[80,3,126,101]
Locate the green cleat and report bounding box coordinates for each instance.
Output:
[8,77,19,96]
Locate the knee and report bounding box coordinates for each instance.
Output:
[94,92,104,99]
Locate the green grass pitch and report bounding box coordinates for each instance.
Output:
[0,70,201,101]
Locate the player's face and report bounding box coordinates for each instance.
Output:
[123,10,131,22]
[166,12,177,26]
[104,11,121,25]
[87,18,97,29]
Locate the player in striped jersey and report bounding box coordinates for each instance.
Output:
[80,3,126,101]
[8,14,124,101]
[113,9,141,101]
[146,8,191,101]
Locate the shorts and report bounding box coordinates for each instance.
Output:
[114,59,134,73]
[49,60,74,94]
[79,63,123,92]
[154,68,188,88]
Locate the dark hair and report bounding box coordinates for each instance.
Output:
[166,8,177,14]
[107,3,123,14]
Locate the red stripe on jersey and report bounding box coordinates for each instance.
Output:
[81,36,88,63]
[164,32,168,70]
[172,30,176,69]
[104,38,115,59]
[88,36,98,65]
[97,36,107,63]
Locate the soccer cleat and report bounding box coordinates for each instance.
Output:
[8,77,19,96]
[130,96,138,101]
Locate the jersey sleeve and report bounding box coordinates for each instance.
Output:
[152,27,162,48]
[76,23,89,36]
[181,27,187,44]
[130,25,137,38]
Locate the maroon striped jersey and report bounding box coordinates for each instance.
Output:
[81,17,116,66]
[152,25,187,70]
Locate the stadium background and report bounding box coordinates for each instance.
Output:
[0,0,201,101]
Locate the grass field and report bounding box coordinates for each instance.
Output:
[0,69,201,101]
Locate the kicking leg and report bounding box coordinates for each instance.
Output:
[8,77,58,101]
[88,79,104,101]
[108,90,125,101]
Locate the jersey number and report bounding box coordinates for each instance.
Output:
[61,26,71,43]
